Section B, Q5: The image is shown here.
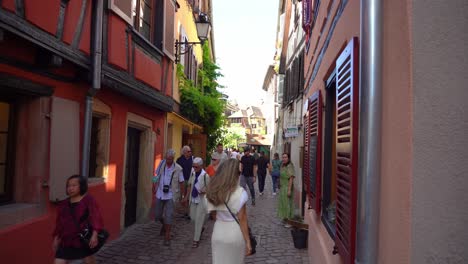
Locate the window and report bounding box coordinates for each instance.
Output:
[132,0,153,40]
[88,115,110,178]
[252,124,257,129]
[0,102,14,204]
[88,100,111,180]
[322,74,336,236]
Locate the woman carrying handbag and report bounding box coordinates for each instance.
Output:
[52,175,106,264]
[206,159,254,264]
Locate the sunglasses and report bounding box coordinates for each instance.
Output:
[192,166,200,169]
[212,158,218,161]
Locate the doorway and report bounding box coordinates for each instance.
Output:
[124,127,141,227]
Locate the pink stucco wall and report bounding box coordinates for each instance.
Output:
[378,0,413,263]
[303,1,359,263]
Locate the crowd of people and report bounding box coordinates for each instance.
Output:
[51,143,296,264]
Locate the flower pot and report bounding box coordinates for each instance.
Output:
[291,228,308,249]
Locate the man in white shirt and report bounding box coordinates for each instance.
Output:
[216,143,228,163]
[153,149,185,246]
[230,148,240,160]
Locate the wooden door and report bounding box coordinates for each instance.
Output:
[182,133,207,160]
[125,127,141,227]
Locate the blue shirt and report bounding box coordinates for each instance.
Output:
[176,155,193,181]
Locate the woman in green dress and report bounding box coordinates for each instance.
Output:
[278,153,295,220]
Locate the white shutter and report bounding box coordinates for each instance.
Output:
[49,97,80,202]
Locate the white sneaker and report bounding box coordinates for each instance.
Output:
[284,224,292,228]
[259,192,263,196]
[272,192,277,196]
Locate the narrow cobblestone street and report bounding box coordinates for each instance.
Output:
[94,176,309,264]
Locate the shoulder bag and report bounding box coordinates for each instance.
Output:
[69,201,109,254]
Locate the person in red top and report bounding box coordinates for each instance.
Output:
[206,152,222,177]
[52,175,104,263]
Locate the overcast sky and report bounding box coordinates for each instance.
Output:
[212,0,279,107]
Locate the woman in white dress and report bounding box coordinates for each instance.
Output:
[206,159,253,264]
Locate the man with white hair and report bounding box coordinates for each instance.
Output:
[183,157,210,248]
[153,149,185,246]
[177,145,193,219]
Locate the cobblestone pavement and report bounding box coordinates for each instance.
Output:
[93,176,309,264]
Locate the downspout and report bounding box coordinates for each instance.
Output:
[81,0,103,179]
[355,0,383,263]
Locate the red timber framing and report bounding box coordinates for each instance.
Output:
[305,90,322,214]
[334,37,359,264]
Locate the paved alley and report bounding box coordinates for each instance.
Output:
[94,176,309,264]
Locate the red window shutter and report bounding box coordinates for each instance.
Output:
[303,113,310,202]
[163,0,175,60]
[334,37,359,264]
[307,90,322,215]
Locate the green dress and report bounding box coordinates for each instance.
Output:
[278,163,295,219]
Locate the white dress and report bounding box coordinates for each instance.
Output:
[206,186,249,264]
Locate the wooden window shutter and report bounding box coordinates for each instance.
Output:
[49,97,80,201]
[303,113,310,198]
[334,37,359,264]
[307,90,322,214]
[191,54,196,82]
[163,0,175,60]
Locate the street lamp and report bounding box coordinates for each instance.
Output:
[175,12,211,64]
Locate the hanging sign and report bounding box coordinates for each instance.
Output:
[285,127,299,138]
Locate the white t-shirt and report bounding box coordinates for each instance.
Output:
[206,187,248,222]
[156,163,184,200]
[230,151,239,159]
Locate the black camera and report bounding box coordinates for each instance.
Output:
[163,185,170,193]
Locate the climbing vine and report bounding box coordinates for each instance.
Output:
[178,43,225,153]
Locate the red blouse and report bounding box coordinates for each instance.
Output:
[53,195,104,248]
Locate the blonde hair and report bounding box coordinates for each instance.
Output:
[206,159,240,206]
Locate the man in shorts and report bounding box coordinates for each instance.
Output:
[153,149,184,246]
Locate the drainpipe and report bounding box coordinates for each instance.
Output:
[355,0,383,263]
[81,0,103,179]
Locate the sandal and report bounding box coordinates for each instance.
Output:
[192,241,199,248]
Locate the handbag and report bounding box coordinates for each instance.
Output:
[224,202,257,255]
[69,202,109,254]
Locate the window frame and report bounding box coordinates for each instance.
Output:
[0,100,16,204]
[321,71,337,238]
[88,100,111,182]
[133,0,154,41]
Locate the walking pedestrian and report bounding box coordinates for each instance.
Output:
[153,149,185,246]
[256,151,270,196]
[230,148,240,160]
[183,157,210,248]
[270,153,281,195]
[206,159,253,263]
[177,145,193,219]
[206,152,222,177]
[52,175,104,264]
[215,143,229,163]
[240,147,257,205]
[278,153,295,224]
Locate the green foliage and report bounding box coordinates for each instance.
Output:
[220,126,246,149]
[178,43,225,154]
